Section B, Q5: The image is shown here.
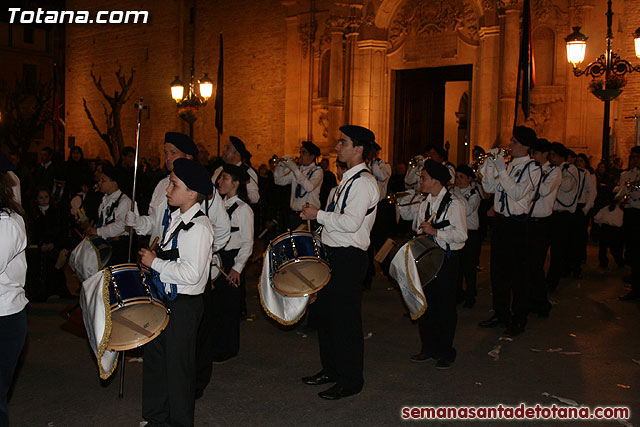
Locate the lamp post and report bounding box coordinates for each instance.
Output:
[170,54,214,138]
[565,0,640,159]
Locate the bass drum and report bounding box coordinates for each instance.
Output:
[409,235,445,286]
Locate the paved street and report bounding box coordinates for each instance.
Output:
[6,243,639,426]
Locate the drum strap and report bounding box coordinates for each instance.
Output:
[227,202,240,233]
[528,164,555,216]
[152,210,206,301]
[327,169,376,216]
[498,160,536,217]
[96,192,124,227]
[425,190,452,229]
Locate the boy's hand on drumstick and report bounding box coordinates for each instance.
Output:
[138,248,156,268]
[418,222,436,236]
[300,203,318,221]
[84,225,98,236]
[227,268,241,287]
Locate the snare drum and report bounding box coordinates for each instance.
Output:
[105,263,169,351]
[268,230,330,297]
[69,236,112,282]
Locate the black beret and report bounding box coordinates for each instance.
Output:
[339,125,375,143]
[101,164,122,186]
[549,142,568,158]
[302,140,321,157]
[473,145,486,155]
[222,163,250,183]
[631,146,640,155]
[230,136,252,160]
[512,126,537,148]
[165,132,198,157]
[422,159,451,184]
[0,151,16,172]
[172,158,213,195]
[456,164,476,179]
[534,138,551,153]
[372,142,382,152]
[566,149,577,158]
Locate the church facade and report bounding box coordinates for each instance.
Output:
[65,0,640,168]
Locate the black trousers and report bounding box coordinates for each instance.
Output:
[569,205,588,272]
[419,251,459,361]
[623,208,640,293]
[490,215,530,325]
[457,230,480,302]
[0,309,27,427]
[528,217,552,313]
[598,224,624,268]
[547,211,573,289]
[143,294,203,427]
[210,249,242,361]
[315,246,367,393]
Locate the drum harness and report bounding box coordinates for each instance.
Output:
[152,210,206,301]
[96,192,124,230]
[423,190,454,258]
[497,159,541,220]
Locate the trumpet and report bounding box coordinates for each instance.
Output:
[477,149,511,164]
[408,156,424,169]
[385,191,412,204]
[269,155,292,166]
[617,179,640,203]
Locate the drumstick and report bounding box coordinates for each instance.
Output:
[417,213,437,235]
[214,264,230,279]
[149,237,159,251]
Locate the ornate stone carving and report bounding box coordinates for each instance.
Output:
[482,0,496,11]
[318,108,329,138]
[532,0,569,26]
[388,0,480,51]
[298,19,318,58]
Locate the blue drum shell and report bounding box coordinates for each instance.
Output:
[270,232,325,273]
[107,264,159,307]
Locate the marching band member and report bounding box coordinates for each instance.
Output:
[546,142,580,291]
[574,153,597,270]
[616,146,640,301]
[0,165,28,427]
[368,142,393,284]
[210,164,254,364]
[273,141,323,229]
[138,158,214,427]
[594,194,625,270]
[212,136,260,204]
[300,125,379,400]
[410,160,467,368]
[528,139,561,317]
[477,126,541,337]
[84,164,131,265]
[425,144,456,186]
[404,154,425,190]
[126,132,230,253]
[452,165,480,308]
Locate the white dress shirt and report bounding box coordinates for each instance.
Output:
[413,187,467,251]
[8,171,21,207]
[273,162,323,210]
[481,155,541,216]
[151,203,214,295]
[553,162,580,213]
[577,169,597,214]
[222,195,254,273]
[0,211,28,316]
[452,185,480,230]
[531,162,561,218]
[213,163,260,204]
[134,176,231,253]
[615,167,640,209]
[317,162,379,251]
[370,158,392,201]
[96,190,132,239]
[594,205,624,227]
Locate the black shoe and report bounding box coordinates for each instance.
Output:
[478,316,506,328]
[410,353,433,362]
[212,354,237,364]
[318,384,360,400]
[503,323,524,338]
[302,371,336,386]
[462,299,475,309]
[435,359,451,370]
[619,291,640,301]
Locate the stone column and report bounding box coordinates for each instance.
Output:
[472,25,501,150]
[498,8,520,145]
[351,39,390,155]
[325,22,345,153]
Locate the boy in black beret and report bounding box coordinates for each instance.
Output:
[453,164,481,308]
[83,163,132,265]
[138,158,214,427]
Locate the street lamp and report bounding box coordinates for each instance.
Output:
[170,54,214,138]
[565,0,640,159]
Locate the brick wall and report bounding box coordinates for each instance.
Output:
[65,0,287,168]
[619,0,640,161]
